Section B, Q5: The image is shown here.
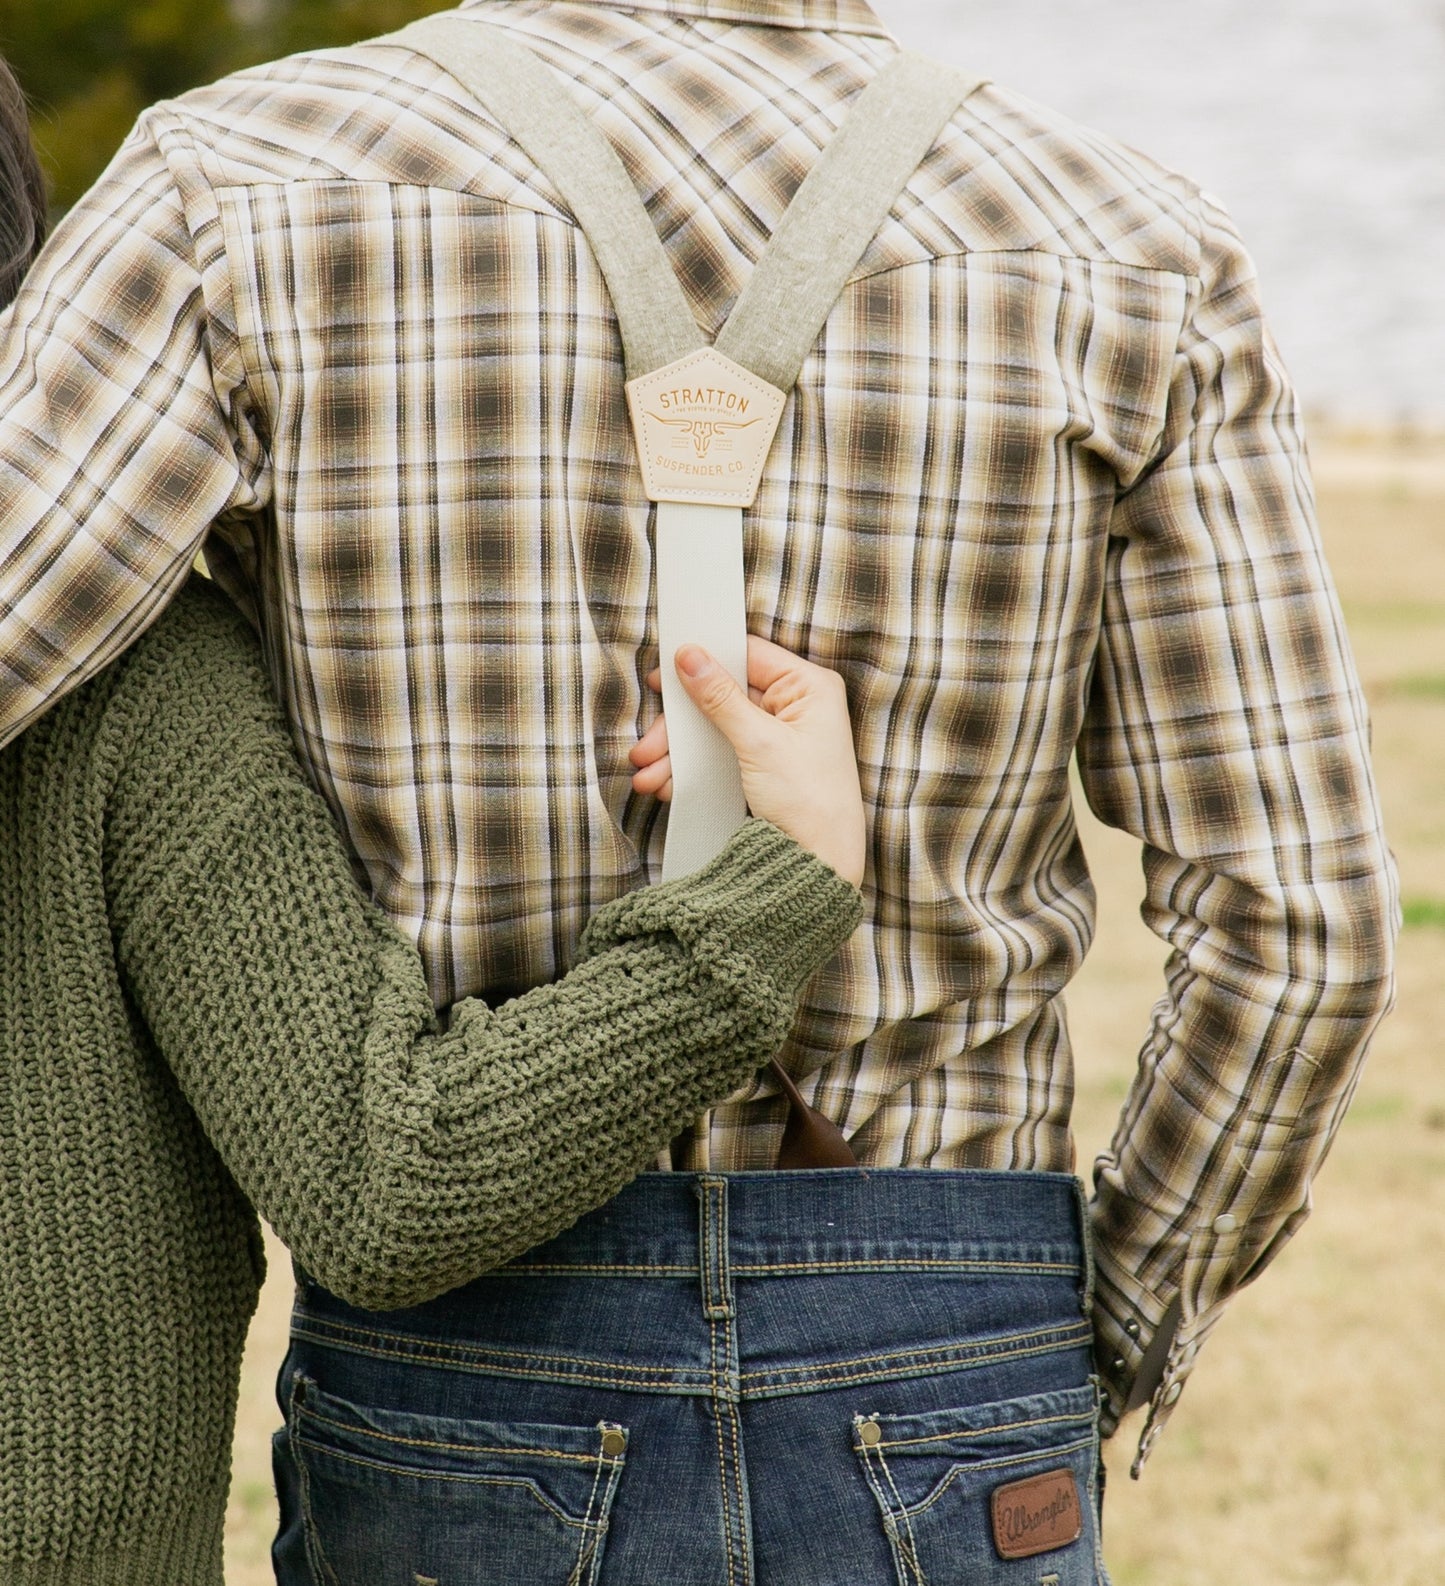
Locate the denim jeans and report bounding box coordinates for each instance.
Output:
[273,1169,1109,1586]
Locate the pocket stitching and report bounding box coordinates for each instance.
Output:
[298,1402,610,1464]
[890,1432,1096,1522]
[862,1438,929,1586]
[291,1386,629,1557]
[294,1434,596,1527]
[567,1448,607,1586]
[873,1407,1095,1451]
[567,1427,626,1586]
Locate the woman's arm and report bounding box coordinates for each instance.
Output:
[104,582,862,1309]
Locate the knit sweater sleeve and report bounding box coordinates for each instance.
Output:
[103,584,862,1309]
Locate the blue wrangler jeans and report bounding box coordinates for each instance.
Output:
[272,1169,1109,1586]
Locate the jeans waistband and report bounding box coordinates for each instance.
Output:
[491,1169,1086,1274]
[296,1168,1090,1319]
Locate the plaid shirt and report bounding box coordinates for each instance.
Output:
[0,0,1396,1465]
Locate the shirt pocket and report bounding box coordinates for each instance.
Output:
[851,1383,1106,1586]
[287,1378,627,1586]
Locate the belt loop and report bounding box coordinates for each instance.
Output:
[695,1176,734,1320]
[1071,1174,1096,1318]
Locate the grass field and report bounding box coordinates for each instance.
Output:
[223,435,1445,1583]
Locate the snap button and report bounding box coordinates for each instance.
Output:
[1111,1356,1127,1374]
[1213,1213,1239,1234]
[1124,1319,1142,1339]
[859,1420,882,1446]
[600,1429,627,1457]
[1162,1383,1183,1406]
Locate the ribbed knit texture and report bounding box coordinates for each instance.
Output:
[0,579,861,1583]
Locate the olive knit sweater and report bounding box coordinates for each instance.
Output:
[0,580,862,1585]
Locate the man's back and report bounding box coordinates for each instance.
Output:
[0,0,1394,1454]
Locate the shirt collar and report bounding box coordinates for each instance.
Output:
[461,0,892,37]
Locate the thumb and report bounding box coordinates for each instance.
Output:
[674,645,759,753]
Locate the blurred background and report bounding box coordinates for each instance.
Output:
[2,1,1441,1581]
[889,0,1445,430]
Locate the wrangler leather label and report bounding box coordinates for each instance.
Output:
[989,1467,1083,1561]
[625,346,786,508]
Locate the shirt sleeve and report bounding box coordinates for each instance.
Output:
[1075,191,1398,1474]
[0,110,267,748]
[103,584,862,1312]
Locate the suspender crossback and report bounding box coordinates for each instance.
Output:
[376,15,983,1163]
[380,14,981,877]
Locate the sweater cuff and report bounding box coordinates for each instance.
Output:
[581,819,863,996]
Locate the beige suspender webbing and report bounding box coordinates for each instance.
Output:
[376,17,982,1163]
[379,16,982,876]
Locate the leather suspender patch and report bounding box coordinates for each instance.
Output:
[990,1467,1083,1560]
[626,346,786,509]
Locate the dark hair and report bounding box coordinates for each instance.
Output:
[0,57,46,311]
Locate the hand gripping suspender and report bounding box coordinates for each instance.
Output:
[378,16,982,1164]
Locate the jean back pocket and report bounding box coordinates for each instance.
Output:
[852,1383,1106,1586]
[288,1379,627,1586]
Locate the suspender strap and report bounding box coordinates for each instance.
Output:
[651,500,750,878]
[715,51,981,391]
[382,16,704,381]
[377,15,981,877]
[379,17,982,391]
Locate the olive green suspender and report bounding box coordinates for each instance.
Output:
[378,16,984,1166]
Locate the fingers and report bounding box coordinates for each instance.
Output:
[673,645,763,756]
[644,650,796,714]
[626,638,864,883]
[630,755,672,801]
[741,633,812,697]
[629,711,669,769]
[629,705,671,800]
[744,634,848,725]
[673,639,863,885]
[629,658,754,799]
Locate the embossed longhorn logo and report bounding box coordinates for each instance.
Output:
[648,413,766,458]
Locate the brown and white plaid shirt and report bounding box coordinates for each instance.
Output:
[0,0,1396,1462]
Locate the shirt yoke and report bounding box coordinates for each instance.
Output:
[143,16,1203,305]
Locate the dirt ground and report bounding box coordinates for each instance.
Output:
[223,433,1445,1583]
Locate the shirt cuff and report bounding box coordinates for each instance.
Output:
[1091,1239,1175,1443]
[1092,1217,1261,1475]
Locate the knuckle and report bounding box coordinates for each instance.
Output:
[696,671,736,711]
